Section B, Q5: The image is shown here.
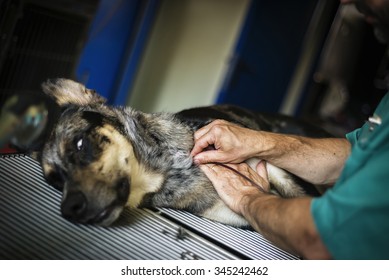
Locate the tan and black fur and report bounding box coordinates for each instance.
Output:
[31,78,328,227]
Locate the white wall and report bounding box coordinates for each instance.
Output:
[128,0,250,113]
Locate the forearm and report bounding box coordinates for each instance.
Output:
[241,194,331,259]
[252,132,351,185]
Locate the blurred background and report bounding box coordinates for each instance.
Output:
[0,0,388,139]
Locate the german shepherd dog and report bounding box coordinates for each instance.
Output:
[33,78,328,227]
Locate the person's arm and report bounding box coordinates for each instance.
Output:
[191,120,351,185]
[200,162,331,259]
[241,193,331,259]
[253,131,351,185]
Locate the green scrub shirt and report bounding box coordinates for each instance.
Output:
[311,93,389,259]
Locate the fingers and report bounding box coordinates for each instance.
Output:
[191,120,225,158]
[190,135,216,162]
[256,161,268,181]
[191,119,255,164]
[193,149,230,165]
[199,164,221,188]
[190,124,213,158]
[193,119,228,142]
[200,162,270,214]
[193,121,213,142]
[201,162,268,190]
[199,164,216,177]
[255,161,270,192]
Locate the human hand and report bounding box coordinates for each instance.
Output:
[199,161,270,215]
[191,120,260,164]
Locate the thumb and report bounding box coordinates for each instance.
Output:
[193,150,226,165]
[256,161,270,192]
[256,160,268,181]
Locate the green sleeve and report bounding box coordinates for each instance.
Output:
[312,92,389,259]
[311,145,389,259]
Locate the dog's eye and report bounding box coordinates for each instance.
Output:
[76,138,83,151]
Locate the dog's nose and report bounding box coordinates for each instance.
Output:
[61,191,87,222]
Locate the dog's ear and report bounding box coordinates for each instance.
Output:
[41,78,106,107]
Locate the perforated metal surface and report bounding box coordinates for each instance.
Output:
[0,155,299,260]
[158,208,299,260]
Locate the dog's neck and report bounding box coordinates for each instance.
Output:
[126,157,164,208]
[121,109,194,173]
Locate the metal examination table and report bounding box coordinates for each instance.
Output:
[0,154,298,260]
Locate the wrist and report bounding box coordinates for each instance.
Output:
[252,131,277,159]
[254,132,302,162]
[239,191,276,218]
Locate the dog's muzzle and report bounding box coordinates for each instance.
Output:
[60,179,130,226]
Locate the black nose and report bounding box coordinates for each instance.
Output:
[61,191,87,222]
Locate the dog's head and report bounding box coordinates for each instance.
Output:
[39,79,135,226]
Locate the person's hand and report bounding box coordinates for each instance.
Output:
[199,161,270,215]
[191,120,260,164]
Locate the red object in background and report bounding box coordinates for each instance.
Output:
[0,144,16,154]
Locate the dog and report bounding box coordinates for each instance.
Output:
[28,78,329,227]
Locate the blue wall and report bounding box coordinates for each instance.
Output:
[217,0,319,113]
[76,0,158,105]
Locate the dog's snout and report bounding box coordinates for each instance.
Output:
[117,179,130,203]
[61,191,87,222]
